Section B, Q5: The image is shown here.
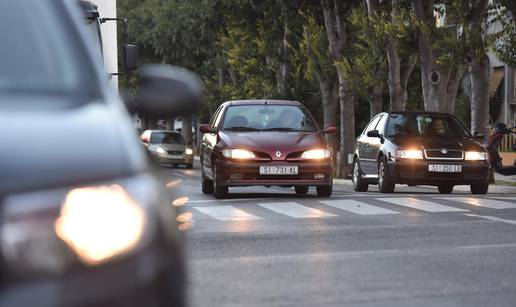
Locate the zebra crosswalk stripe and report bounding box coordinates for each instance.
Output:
[320,200,399,215]
[258,202,337,218]
[442,197,516,210]
[377,198,468,213]
[193,205,263,221]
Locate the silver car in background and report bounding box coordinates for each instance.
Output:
[141,130,194,168]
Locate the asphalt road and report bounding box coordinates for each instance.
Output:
[162,161,516,307]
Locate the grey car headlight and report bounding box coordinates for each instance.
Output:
[1,175,159,276]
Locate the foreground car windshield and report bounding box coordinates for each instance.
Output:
[386,114,470,138]
[222,105,316,132]
[151,133,185,144]
[0,0,96,96]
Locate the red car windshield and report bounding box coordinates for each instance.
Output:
[222,105,316,132]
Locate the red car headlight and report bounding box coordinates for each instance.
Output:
[222,149,256,159]
[301,149,331,159]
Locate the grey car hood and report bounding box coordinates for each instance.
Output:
[0,100,131,194]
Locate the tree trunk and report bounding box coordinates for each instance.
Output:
[306,44,339,152]
[277,22,291,98]
[322,84,339,151]
[412,0,465,112]
[367,0,414,111]
[337,70,355,178]
[166,118,175,130]
[182,115,193,146]
[370,84,383,118]
[470,53,490,135]
[321,0,354,177]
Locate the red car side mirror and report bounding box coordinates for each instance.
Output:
[324,126,337,134]
[200,124,213,134]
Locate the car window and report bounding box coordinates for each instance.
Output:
[213,107,226,129]
[150,132,185,144]
[221,105,316,132]
[376,114,388,134]
[385,114,470,137]
[210,106,223,127]
[363,115,382,135]
[0,0,98,97]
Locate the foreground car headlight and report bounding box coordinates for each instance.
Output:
[155,147,166,155]
[395,149,423,160]
[1,175,158,276]
[301,149,331,159]
[185,147,194,155]
[465,151,487,161]
[222,148,256,159]
[55,185,145,265]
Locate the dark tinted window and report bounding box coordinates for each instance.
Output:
[376,114,388,134]
[222,105,316,132]
[386,114,470,137]
[150,133,185,144]
[0,0,97,96]
[363,115,382,135]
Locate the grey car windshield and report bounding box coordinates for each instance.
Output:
[222,105,316,132]
[151,133,185,144]
[386,114,470,137]
[0,1,97,95]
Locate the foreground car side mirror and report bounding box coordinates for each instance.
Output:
[367,130,382,138]
[324,126,337,134]
[200,124,213,134]
[136,64,202,118]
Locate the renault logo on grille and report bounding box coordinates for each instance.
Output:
[275,151,282,158]
[441,148,448,154]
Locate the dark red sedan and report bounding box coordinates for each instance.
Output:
[200,100,336,198]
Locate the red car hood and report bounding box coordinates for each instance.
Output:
[219,131,325,160]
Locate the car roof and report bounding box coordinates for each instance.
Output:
[146,130,183,134]
[387,111,456,116]
[223,100,301,106]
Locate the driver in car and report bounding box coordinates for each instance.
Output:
[269,108,302,129]
[428,118,448,136]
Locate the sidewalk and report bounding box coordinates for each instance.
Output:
[494,173,516,186]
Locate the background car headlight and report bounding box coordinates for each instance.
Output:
[301,149,331,159]
[222,148,256,159]
[185,147,194,155]
[465,151,487,161]
[155,147,166,155]
[395,149,423,160]
[0,175,158,276]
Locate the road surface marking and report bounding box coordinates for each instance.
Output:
[192,242,516,264]
[377,198,468,212]
[193,206,263,221]
[187,198,272,204]
[320,200,399,215]
[465,214,516,226]
[258,202,337,218]
[442,197,516,209]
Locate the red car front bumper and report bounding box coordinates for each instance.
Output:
[215,160,333,187]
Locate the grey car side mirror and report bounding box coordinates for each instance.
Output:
[136,64,202,117]
[367,130,381,138]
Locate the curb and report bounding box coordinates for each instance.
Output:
[333,178,516,194]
